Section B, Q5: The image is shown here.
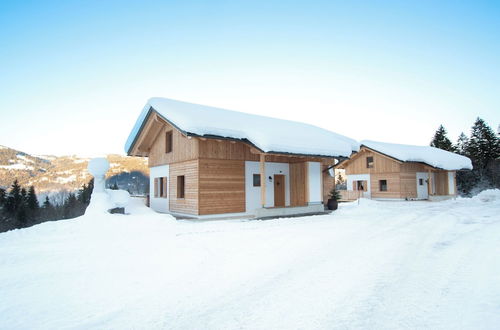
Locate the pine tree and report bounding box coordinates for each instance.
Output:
[5,180,22,214]
[0,188,5,207]
[27,186,39,211]
[430,125,455,151]
[466,118,500,170]
[43,196,51,209]
[455,132,469,155]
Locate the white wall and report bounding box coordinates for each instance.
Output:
[149,165,169,213]
[448,172,455,195]
[245,161,290,212]
[307,162,322,204]
[346,174,371,198]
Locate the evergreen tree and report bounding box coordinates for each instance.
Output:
[27,186,39,211]
[466,118,500,170]
[430,125,455,151]
[455,132,469,155]
[5,180,22,214]
[0,187,5,207]
[43,196,51,209]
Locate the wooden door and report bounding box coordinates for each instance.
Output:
[274,174,285,207]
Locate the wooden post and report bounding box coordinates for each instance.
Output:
[427,169,433,196]
[260,153,266,207]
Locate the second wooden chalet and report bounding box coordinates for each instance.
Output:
[125,97,359,218]
[335,140,472,201]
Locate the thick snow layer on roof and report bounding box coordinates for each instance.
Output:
[125,98,359,157]
[361,140,472,170]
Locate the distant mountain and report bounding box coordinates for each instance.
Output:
[0,145,149,195]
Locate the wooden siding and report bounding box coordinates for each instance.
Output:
[290,162,307,206]
[169,160,199,215]
[148,123,199,167]
[344,149,401,175]
[322,165,334,203]
[434,171,449,195]
[370,173,401,199]
[198,159,246,215]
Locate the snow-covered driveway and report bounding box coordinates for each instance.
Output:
[1,193,499,329]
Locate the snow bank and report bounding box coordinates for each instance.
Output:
[125,97,359,157]
[1,197,499,329]
[472,189,500,203]
[361,140,472,170]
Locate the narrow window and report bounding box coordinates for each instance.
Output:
[253,174,261,187]
[379,180,387,191]
[158,177,168,198]
[366,156,374,168]
[159,177,164,197]
[177,175,185,198]
[154,178,159,197]
[165,131,173,153]
[419,178,424,186]
[163,177,168,198]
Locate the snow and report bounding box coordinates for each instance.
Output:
[125,98,359,157]
[0,163,34,170]
[55,175,77,183]
[361,140,473,170]
[1,194,500,329]
[87,158,109,176]
[16,154,34,163]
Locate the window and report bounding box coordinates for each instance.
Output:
[356,180,366,191]
[165,131,173,153]
[419,178,424,186]
[177,175,185,198]
[379,180,388,191]
[366,156,374,168]
[154,177,168,198]
[159,177,168,198]
[253,174,261,187]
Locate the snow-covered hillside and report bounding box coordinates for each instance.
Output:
[1,193,499,329]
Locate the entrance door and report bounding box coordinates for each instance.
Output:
[274,174,285,207]
[416,172,429,199]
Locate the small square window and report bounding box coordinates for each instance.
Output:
[379,180,387,191]
[253,174,261,187]
[366,156,374,168]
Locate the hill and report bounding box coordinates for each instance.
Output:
[0,145,148,195]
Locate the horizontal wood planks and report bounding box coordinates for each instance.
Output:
[198,159,245,215]
[149,123,199,167]
[344,149,401,175]
[370,173,401,199]
[169,160,199,215]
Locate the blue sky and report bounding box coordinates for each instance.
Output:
[0,0,498,156]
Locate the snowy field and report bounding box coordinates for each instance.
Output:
[1,192,499,330]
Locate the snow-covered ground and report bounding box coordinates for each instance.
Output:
[1,193,499,329]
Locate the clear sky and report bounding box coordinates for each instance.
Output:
[0,0,498,156]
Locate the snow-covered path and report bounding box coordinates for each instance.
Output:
[1,194,499,329]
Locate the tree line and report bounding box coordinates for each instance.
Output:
[429,117,500,195]
[0,179,94,233]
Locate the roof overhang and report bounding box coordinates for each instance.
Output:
[127,107,346,160]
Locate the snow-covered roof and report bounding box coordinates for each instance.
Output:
[125,98,359,157]
[361,140,472,170]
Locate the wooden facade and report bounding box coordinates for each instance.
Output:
[338,146,456,200]
[130,111,337,215]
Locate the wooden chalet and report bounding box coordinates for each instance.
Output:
[335,140,472,201]
[125,98,358,218]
